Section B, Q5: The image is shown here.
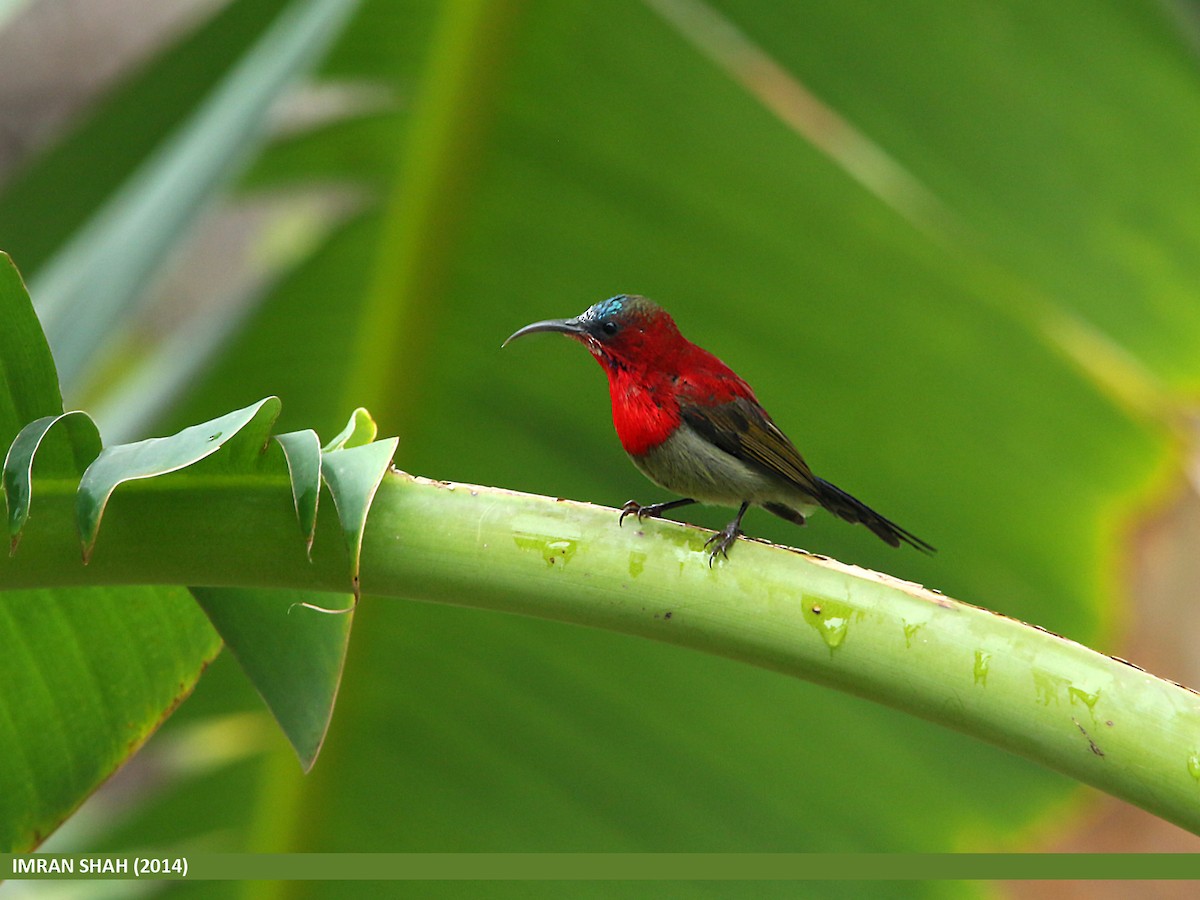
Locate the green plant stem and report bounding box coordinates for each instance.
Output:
[4,471,1199,834]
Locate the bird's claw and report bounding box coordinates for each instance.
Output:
[704,526,741,567]
[619,500,643,527]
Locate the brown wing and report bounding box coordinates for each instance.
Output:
[679,395,821,497]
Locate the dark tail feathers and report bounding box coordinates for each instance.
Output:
[813,478,935,554]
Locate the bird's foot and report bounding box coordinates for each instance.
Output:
[619,500,647,526]
[619,498,696,527]
[704,522,742,567]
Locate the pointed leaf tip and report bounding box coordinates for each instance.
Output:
[275,429,323,558]
[322,408,377,452]
[3,411,101,545]
[192,587,355,771]
[321,436,397,596]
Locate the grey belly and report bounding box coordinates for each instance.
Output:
[630,422,817,514]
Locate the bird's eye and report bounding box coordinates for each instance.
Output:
[601,321,619,336]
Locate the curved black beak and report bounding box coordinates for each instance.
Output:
[502,317,585,347]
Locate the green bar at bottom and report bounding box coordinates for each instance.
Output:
[3,853,1200,881]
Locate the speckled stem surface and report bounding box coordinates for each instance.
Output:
[3,470,1199,833]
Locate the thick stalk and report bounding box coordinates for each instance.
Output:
[2,471,1198,834]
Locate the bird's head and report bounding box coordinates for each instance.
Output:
[503,294,684,372]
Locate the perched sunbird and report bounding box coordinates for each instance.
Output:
[504,294,933,565]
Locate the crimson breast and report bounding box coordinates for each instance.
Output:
[605,368,681,457]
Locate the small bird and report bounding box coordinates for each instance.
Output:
[504,295,933,564]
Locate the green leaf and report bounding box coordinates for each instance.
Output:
[76,397,281,561]
[190,587,353,771]
[275,429,323,557]
[192,423,353,772]
[0,253,63,449]
[1,392,360,799]
[0,254,102,548]
[321,406,377,452]
[3,412,102,546]
[321,435,397,596]
[0,248,228,855]
[0,586,220,851]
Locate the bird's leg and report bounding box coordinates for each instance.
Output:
[705,501,751,566]
[619,497,697,526]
